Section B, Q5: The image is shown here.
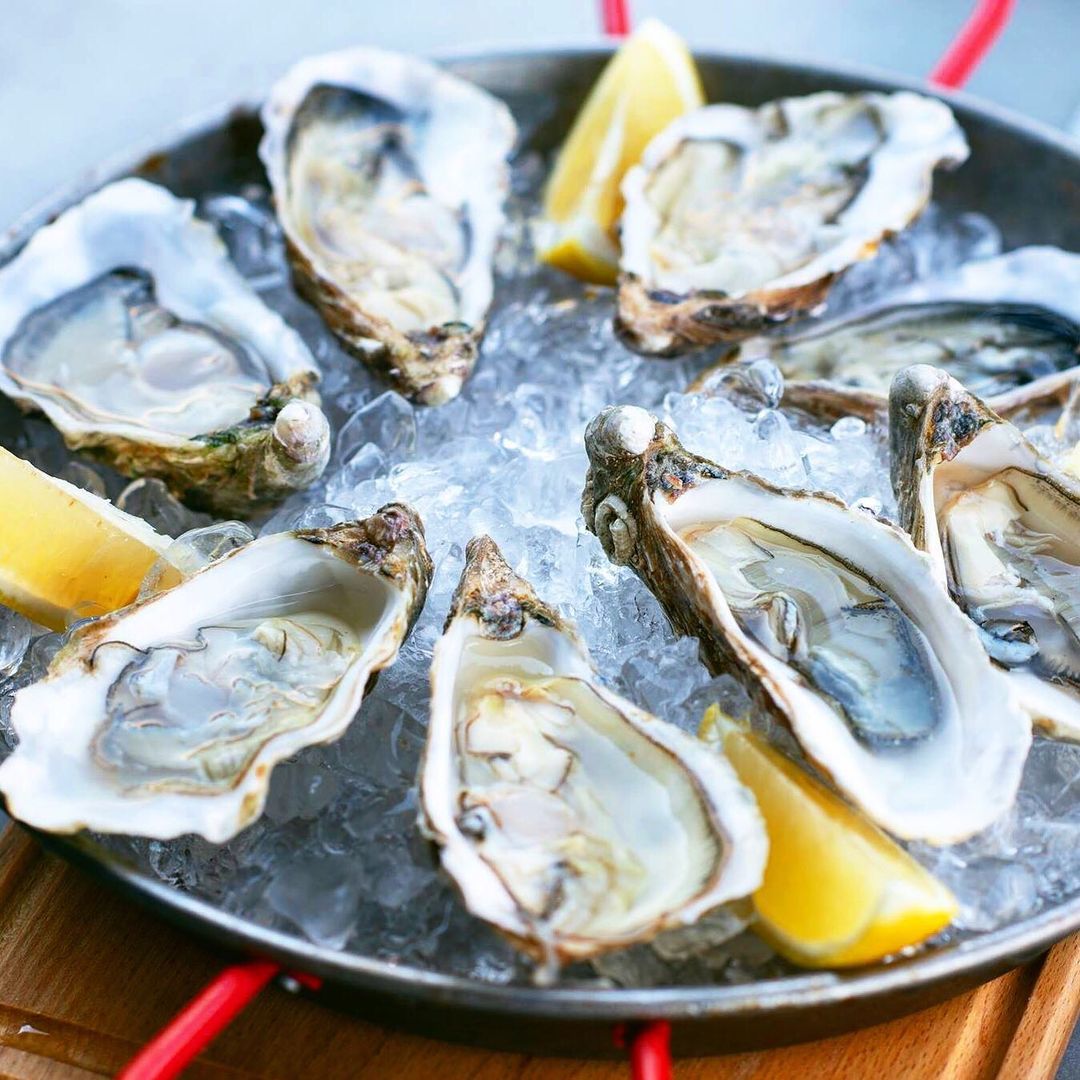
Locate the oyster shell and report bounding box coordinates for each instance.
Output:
[583,406,1030,842]
[994,377,1080,477]
[617,91,968,355]
[0,503,432,841]
[0,179,330,517]
[420,536,766,964]
[260,48,516,405]
[692,248,1080,423]
[890,365,1080,741]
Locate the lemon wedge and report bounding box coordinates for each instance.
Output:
[0,447,178,630]
[538,18,704,284]
[701,705,957,968]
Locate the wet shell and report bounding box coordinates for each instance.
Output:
[691,247,1080,425]
[0,504,432,841]
[260,47,516,405]
[617,91,968,355]
[583,405,1030,843]
[0,179,330,516]
[419,536,766,964]
[890,364,1080,741]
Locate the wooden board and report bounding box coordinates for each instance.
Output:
[1,824,1078,1079]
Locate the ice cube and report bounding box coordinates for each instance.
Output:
[266,854,362,950]
[116,478,212,537]
[336,391,417,462]
[0,608,33,677]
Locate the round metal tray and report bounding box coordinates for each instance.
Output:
[7,46,1080,1059]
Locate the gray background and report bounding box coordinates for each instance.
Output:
[1,0,1079,1073]
[2,0,1079,228]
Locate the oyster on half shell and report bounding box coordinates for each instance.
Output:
[692,247,1080,424]
[260,48,516,406]
[0,503,432,842]
[617,91,968,356]
[583,406,1030,843]
[890,365,1080,741]
[420,536,766,965]
[0,179,331,517]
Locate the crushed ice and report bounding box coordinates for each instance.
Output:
[0,150,1077,989]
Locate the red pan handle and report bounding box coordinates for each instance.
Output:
[931,0,1016,89]
[120,958,667,1079]
[118,960,321,1080]
[628,1021,672,1080]
[601,0,631,38]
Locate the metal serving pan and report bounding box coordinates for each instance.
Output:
[7,46,1080,1059]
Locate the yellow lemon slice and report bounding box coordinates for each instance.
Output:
[538,18,704,285]
[701,706,958,968]
[0,447,178,630]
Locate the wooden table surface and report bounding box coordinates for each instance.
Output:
[1,824,1079,1079]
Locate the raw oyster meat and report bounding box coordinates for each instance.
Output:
[0,504,432,841]
[891,365,1080,741]
[693,247,1080,423]
[260,47,516,405]
[617,91,968,355]
[583,405,1030,842]
[420,536,766,965]
[0,179,330,517]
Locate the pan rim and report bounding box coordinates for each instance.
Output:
[5,42,1080,1031]
[32,824,1080,1021]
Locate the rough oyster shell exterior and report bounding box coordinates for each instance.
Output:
[617,91,968,355]
[691,247,1080,426]
[420,535,766,965]
[0,503,432,841]
[890,364,1080,740]
[0,179,330,516]
[259,48,516,406]
[583,405,1030,842]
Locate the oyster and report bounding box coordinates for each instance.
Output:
[0,504,432,841]
[260,48,516,405]
[891,365,1080,741]
[420,536,766,964]
[0,179,330,517]
[617,91,968,355]
[583,406,1030,842]
[692,248,1080,423]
